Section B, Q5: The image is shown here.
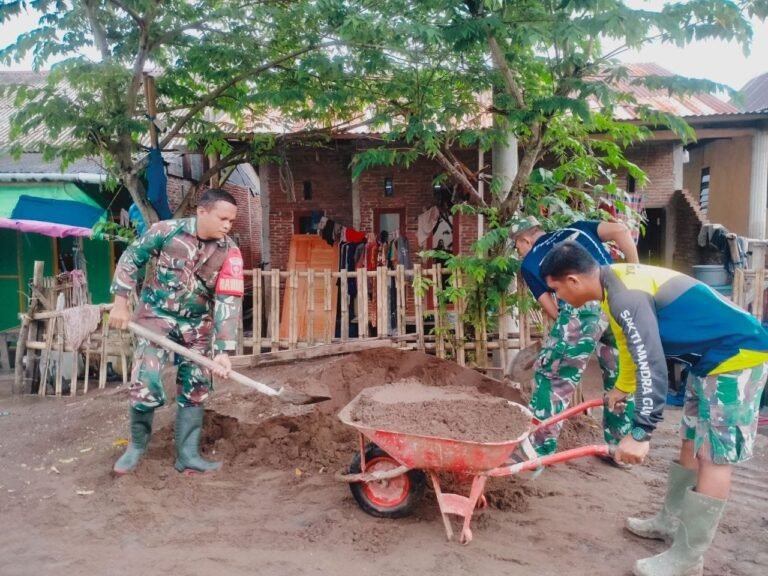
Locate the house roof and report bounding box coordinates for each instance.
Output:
[0,71,81,151]
[608,63,740,120]
[0,65,751,152]
[0,152,106,175]
[736,71,768,113]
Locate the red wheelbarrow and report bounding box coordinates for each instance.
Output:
[336,389,609,544]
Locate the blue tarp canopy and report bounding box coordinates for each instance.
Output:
[11,194,105,228]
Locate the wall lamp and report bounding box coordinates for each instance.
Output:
[384,177,394,197]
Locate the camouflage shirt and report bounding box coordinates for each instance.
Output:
[111,218,243,352]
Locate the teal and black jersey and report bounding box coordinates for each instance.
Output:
[600,264,768,433]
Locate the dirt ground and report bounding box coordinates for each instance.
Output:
[1,348,767,576]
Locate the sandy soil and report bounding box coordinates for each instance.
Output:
[1,348,767,576]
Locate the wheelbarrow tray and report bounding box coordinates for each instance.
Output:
[337,388,534,474]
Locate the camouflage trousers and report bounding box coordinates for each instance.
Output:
[682,362,768,464]
[529,301,635,455]
[129,305,215,411]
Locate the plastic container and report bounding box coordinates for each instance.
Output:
[692,265,730,287]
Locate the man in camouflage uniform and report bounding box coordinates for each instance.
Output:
[541,241,768,576]
[510,216,639,459]
[110,188,243,475]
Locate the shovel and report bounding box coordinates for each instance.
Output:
[128,322,330,405]
[506,341,542,381]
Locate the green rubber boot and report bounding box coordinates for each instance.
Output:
[113,407,154,475]
[174,406,221,474]
[633,488,726,576]
[626,462,697,542]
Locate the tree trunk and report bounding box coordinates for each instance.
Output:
[123,172,159,226]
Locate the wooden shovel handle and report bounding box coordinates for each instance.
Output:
[127,321,280,398]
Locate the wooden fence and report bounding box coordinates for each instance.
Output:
[13,262,131,397]
[732,239,768,321]
[11,260,544,396]
[240,264,543,373]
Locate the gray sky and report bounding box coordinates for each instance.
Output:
[1,3,766,91]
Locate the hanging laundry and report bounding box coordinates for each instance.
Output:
[146,147,172,220]
[343,226,366,243]
[319,217,336,245]
[396,235,412,270]
[417,206,441,248]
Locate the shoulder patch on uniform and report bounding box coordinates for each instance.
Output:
[215,247,244,297]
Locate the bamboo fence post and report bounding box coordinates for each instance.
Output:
[732,268,745,308]
[16,261,45,394]
[357,268,368,338]
[54,316,64,397]
[752,243,766,321]
[374,267,382,337]
[340,270,349,342]
[253,268,262,355]
[83,335,91,395]
[323,269,332,344]
[289,269,299,349]
[478,299,488,369]
[413,264,425,351]
[432,264,445,359]
[396,265,406,337]
[517,278,530,349]
[498,299,509,377]
[377,267,387,337]
[70,347,79,397]
[454,272,466,367]
[12,315,30,395]
[99,322,109,389]
[38,316,57,396]
[307,269,315,346]
[271,269,280,352]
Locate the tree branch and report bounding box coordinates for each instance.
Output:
[148,19,208,50]
[159,40,343,150]
[83,0,111,60]
[106,0,144,26]
[432,148,487,208]
[172,148,250,217]
[488,35,525,109]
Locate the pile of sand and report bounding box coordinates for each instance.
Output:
[149,348,602,510]
[347,380,531,442]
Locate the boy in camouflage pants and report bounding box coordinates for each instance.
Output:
[511,216,640,458]
[110,189,243,475]
[541,241,768,576]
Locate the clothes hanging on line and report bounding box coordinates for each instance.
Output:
[417,206,441,248]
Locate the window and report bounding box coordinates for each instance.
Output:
[294,210,324,234]
[699,167,710,215]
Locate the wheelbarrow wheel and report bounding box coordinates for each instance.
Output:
[349,443,426,519]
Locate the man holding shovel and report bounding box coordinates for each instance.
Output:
[510,215,639,460]
[109,188,243,475]
[539,241,768,576]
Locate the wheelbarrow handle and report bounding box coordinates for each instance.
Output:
[529,397,605,435]
[487,444,610,478]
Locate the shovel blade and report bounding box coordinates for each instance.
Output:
[277,387,331,405]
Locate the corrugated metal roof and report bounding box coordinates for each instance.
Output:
[0,65,750,152]
[736,71,768,113]
[0,153,106,175]
[0,71,80,150]
[606,63,739,120]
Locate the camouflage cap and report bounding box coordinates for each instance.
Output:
[509,215,541,240]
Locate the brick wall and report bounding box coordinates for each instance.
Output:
[670,189,718,274]
[166,176,262,270]
[262,144,355,270]
[623,141,677,208]
[265,143,481,271]
[262,139,679,271]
